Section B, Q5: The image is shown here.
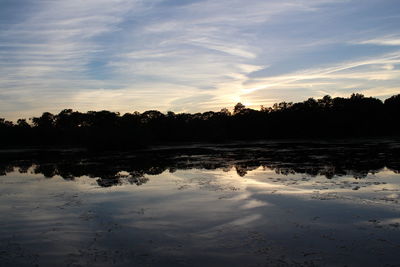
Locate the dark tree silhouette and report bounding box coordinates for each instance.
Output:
[0,93,399,149]
[233,102,246,115]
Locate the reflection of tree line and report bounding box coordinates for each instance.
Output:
[1,142,399,187]
[1,94,400,148]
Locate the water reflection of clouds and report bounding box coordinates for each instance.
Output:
[4,162,400,211]
[1,166,400,266]
[194,166,400,209]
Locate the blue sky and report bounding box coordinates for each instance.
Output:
[1,0,400,120]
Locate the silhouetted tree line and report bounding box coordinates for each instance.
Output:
[1,141,399,186]
[1,93,400,148]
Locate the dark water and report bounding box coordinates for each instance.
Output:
[1,140,400,266]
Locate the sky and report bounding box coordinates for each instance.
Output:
[1,0,400,120]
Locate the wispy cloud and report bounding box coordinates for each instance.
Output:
[354,35,400,46]
[243,52,400,91]
[236,51,400,107]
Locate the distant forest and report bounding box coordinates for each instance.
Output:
[1,93,400,148]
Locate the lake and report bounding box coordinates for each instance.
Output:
[1,140,400,266]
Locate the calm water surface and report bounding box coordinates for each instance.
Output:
[1,141,400,266]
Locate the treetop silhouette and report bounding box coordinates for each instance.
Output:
[0,93,399,148]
